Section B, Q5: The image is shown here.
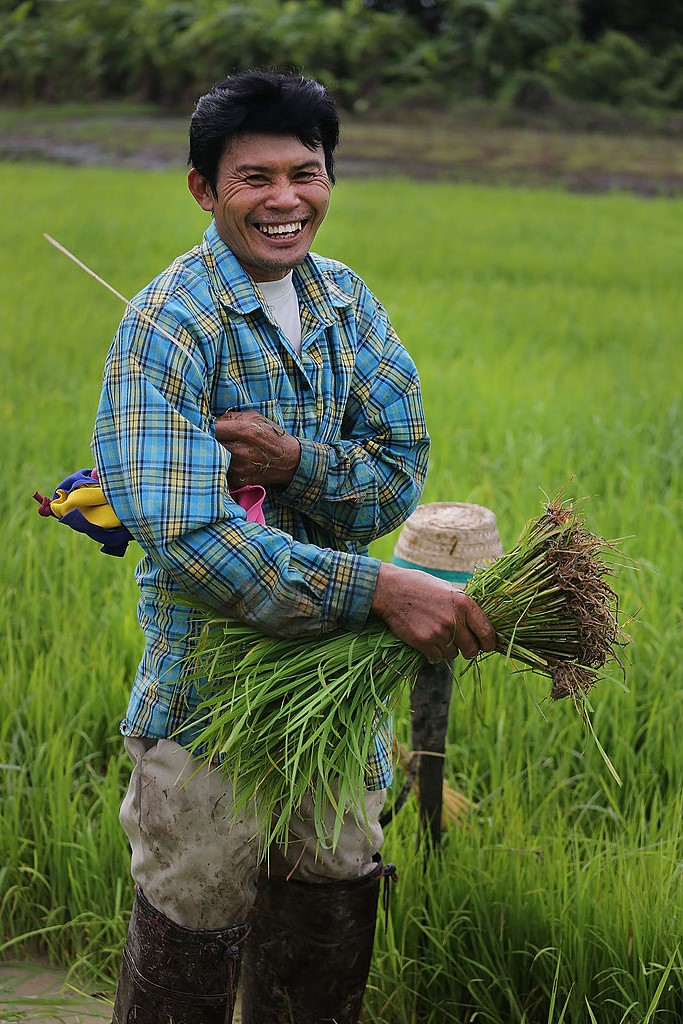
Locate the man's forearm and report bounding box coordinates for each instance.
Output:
[279,435,428,546]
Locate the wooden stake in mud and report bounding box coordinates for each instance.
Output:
[410,660,452,848]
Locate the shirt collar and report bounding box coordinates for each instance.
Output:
[201,220,353,326]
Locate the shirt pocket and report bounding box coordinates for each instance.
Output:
[211,390,283,426]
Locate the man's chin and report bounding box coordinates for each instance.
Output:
[256,253,307,275]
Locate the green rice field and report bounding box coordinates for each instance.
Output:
[1,161,682,1022]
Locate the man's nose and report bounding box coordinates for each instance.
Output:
[264,178,299,208]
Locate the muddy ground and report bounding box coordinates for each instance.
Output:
[2,103,683,195]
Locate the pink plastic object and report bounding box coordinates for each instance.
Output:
[230,484,267,525]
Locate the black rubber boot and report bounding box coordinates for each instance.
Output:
[112,887,247,1024]
[240,855,397,1024]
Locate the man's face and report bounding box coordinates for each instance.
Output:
[188,133,332,282]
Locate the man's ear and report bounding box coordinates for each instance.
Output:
[188,169,215,212]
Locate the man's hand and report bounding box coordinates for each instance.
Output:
[371,562,496,664]
[215,410,301,488]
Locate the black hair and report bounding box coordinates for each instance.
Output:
[188,71,340,195]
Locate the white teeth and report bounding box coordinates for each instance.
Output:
[259,222,302,236]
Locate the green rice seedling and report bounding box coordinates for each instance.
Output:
[186,620,425,853]
[186,495,629,853]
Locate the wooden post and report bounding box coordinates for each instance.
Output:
[410,659,452,849]
[391,501,504,854]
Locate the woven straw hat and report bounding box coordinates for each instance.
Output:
[392,502,504,589]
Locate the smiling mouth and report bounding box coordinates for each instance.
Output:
[254,220,306,239]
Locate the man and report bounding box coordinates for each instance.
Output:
[93,70,495,1024]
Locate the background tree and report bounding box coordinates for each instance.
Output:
[1,0,682,111]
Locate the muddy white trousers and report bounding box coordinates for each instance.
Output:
[120,737,386,930]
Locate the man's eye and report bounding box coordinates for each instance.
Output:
[294,171,316,182]
[246,175,269,186]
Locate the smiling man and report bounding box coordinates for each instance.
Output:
[95,71,495,1024]
[188,133,332,281]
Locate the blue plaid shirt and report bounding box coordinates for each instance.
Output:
[92,221,429,789]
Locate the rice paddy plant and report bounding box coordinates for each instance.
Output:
[1,468,136,983]
[371,764,683,1022]
[187,491,628,854]
[1,162,682,1021]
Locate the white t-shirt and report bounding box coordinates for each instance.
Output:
[258,272,302,356]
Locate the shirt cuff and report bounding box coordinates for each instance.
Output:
[281,437,331,509]
[323,552,381,631]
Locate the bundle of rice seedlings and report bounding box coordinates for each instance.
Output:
[464,496,630,701]
[186,620,424,853]
[185,495,629,852]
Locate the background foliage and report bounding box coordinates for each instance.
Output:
[2,0,683,114]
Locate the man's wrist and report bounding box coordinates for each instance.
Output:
[370,561,399,620]
[274,433,301,486]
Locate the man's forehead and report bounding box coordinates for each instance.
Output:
[222,133,324,168]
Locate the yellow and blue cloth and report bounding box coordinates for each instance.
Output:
[34,468,267,556]
[34,468,133,556]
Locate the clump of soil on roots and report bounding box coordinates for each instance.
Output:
[466,495,631,705]
[533,500,629,701]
